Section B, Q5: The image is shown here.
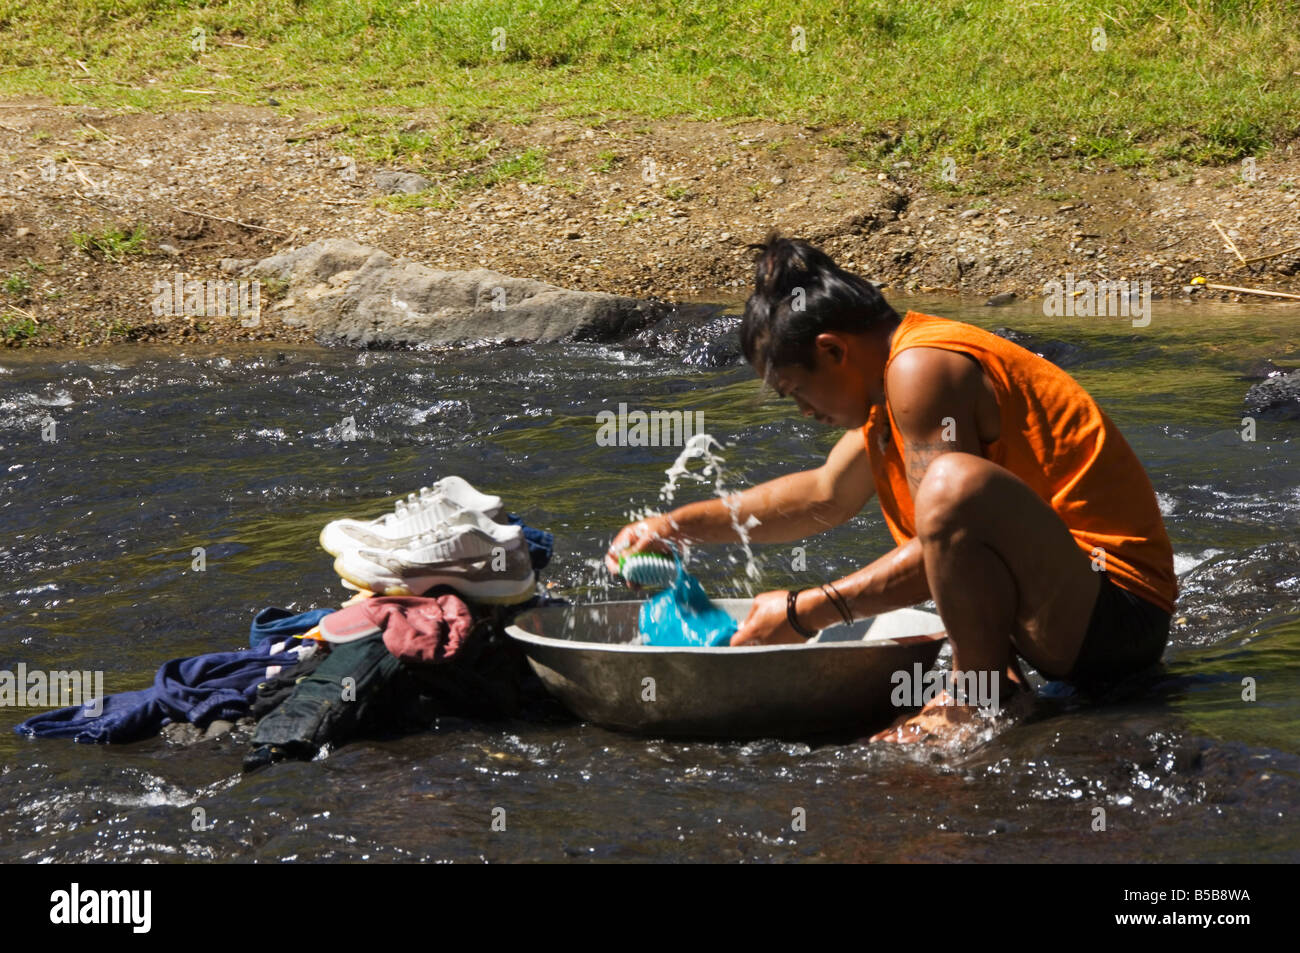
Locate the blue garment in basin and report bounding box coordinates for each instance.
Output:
[638,559,737,648]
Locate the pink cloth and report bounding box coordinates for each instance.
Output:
[319,595,473,664]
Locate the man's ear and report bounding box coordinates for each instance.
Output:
[815,332,847,364]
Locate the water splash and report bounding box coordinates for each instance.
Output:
[661,433,726,505]
[659,433,762,588]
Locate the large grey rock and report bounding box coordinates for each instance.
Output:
[243,239,686,347]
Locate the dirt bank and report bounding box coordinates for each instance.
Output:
[2,102,1298,347]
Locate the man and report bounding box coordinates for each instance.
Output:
[606,230,1177,742]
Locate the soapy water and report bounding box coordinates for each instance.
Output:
[589,433,762,641]
[660,433,728,506]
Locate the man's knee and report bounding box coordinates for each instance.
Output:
[914,453,991,540]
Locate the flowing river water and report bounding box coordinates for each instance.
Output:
[1,297,1297,862]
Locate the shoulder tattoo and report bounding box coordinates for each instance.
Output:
[903,438,954,495]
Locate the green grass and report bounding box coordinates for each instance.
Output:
[70,224,149,261]
[590,150,622,173]
[0,309,41,345]
[373,145,549,208]
[259,275,289,300]
[2,273,31,296]
[321,111,501,170]
[459,145,547,189]
[1,1,1297,171]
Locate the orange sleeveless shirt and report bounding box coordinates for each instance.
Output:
[862,310,1178,614]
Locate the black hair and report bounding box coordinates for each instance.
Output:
[740,229,899,375]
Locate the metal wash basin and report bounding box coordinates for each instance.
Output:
[505,599,946,739]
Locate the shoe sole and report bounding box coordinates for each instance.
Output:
[320,524,343,558]
[333,555,535,605]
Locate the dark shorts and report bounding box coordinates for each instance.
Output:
[1059,571,1171,690]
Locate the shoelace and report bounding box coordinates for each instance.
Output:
[371,484,494,536]
[374,487,442,530]
[408,508,521,550]
[409,513,468,549]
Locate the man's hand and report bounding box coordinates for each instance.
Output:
[605,514,677,579]
[730,590,809,646]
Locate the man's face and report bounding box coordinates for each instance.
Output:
[763,332,881,429]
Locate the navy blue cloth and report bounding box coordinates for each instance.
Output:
[506,514,554,570]
[249,606,334,648]
[13,639,313,744]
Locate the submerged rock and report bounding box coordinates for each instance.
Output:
[625,310,741,366]
[242,239,687,347]
[991,326,1086,368]
[1239,358,1297,381]
[1244,369,1300,419]
[161,717,255,745]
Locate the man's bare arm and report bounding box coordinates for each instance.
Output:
[790,347,990,628]
[661,427,876,544]
[606,429,876,572]
[889,346,990,496]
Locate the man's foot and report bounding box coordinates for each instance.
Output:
[868,689,990,745]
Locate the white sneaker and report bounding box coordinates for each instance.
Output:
[333,509,535,603]
[319,477,504,556]
[430,476,502,518]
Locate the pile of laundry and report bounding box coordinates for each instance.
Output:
[14,477,562,771]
